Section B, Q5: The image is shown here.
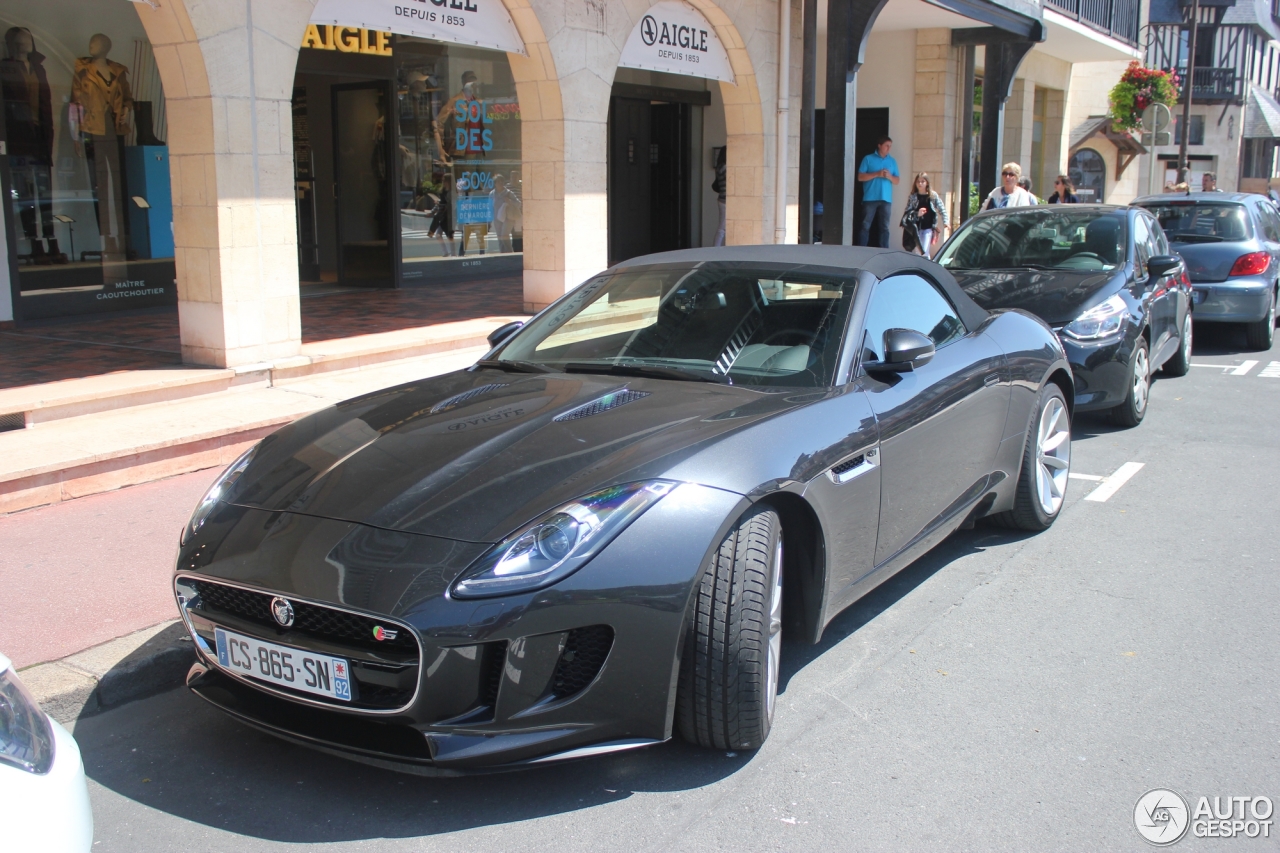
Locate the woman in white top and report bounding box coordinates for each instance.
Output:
[982,162,1037,210]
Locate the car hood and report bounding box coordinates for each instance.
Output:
[949,268,1118,325]
[1167,239,1252,283]
[230,369,815,543]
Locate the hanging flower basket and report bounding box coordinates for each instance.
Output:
[1108,61,1180,132]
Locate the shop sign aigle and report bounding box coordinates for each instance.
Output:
[619,0,734,84]
[310,0,525,55]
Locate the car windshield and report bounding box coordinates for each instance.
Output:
[493,262,857,387]
[937,208,1128,272]
[1134,201,1252,243]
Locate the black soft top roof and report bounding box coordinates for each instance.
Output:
[611,245,990,331]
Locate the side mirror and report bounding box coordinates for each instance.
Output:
[867,328,935,374]
[487,321,524,348]
[1147,254,1181,279]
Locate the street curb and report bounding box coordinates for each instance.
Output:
[19,620,194,724]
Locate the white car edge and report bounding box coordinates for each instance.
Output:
[0,651,93,851]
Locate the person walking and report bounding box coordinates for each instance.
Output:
[901,172,948,259]
[1018,176,1042,204]
[1201,172,1221,192]
[489,174,522,253]
[1047,175,1078,203]
[712,147,727,246]
[981,163,1036,210]
[856,136,899,247]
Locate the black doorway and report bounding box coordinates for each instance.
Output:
[607,87,701,266]
[851,107,890,247]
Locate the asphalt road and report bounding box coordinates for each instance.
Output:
[71,322,1280,852]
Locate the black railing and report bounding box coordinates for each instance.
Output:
[1046,0,1141,46]
[1179,66,1241,100]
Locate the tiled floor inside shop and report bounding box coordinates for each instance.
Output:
[0,276,526,389]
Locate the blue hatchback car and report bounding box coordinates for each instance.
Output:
[1133,192,1280,350]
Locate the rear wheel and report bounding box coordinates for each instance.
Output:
[1244,290,1276,351]
[1110,337,1150,428]
[1163,312,1192,377]
[677,506,783,751]
[993,383,1071,531]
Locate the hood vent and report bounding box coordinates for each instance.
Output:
[554,389,651,422]
[430,383,507,414]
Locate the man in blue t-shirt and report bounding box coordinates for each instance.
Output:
[856,136,900,248]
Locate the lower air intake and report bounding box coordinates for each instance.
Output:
[551,625,614,698]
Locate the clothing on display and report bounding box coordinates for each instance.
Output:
[2,28,58,260]
[71,35,134,260]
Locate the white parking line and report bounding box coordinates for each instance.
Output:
[1229,360,1260,376]
[1260,361,1280,378]
[1083,462,1145,503]
[1068,473,1105,481]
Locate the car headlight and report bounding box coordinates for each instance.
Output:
[451,481,677,599]
[181,445,258,546]
[1062,293,1128,341]
[0,667,55,775]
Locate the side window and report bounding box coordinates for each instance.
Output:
[1150,216,1171,255]
[1132,215,1151,279]
[1259,204,1280,243]
[861,274,967,362]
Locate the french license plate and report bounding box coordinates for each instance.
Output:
[214,627,351,701]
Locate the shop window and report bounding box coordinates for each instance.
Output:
[1242,139,1277,179]
[395,38,522,275]
[0,5,173,321]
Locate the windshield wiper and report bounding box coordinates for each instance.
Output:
[991,263,1054,270]
[562,362,726,384]
[475,359,552,374]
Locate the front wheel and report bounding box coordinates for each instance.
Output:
[1244,291,1276,351]
[993,383,1071,531]
[1163,312,1192,377]
[1110,337,1150,428]
[677,506,783,751]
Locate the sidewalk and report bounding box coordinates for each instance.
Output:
[1,344,489,661]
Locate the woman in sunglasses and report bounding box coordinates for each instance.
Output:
[1047,175,1079,204]
[981,162,1036,210]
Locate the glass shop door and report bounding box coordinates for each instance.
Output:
[332,81,398,287]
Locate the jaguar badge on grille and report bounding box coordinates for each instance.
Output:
[270,596,295,627]
[372,625,398,642]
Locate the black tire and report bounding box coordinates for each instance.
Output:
[677,506,782,751]
[1163,312,1192,377]
[1110,337,1150,428]
[1244,290,1276,351]
[991,383,1071,532]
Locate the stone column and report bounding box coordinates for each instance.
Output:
[1003,77,1034,172]
[913,29,958,224]
[136,0,306,368]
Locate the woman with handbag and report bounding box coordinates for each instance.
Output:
[902,173,948,259]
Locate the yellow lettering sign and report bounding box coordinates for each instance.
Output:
[301,25,392,55]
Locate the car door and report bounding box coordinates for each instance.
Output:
[1133,213,1176,363]
[856,273,1009,569]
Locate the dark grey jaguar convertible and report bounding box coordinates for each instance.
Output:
[174,246,1072,773]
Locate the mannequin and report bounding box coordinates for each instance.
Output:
[0,27,57,262]
[71,33,133,260]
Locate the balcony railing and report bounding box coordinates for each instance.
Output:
[1146,24,1256,104]
[1046,0,1141,46]
[1178,66,1241,101]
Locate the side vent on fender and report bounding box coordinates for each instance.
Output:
[827,446,879,484]
[554,390,650,422]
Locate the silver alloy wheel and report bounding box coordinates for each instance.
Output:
[1034,395,1071,516]
[764,536,783,721]
[1181,315,1192,363]
[1132,345,1150,414]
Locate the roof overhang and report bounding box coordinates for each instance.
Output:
[1070,116,1147,179]
[1035,8,1142,62]
[1244,85,1280,139]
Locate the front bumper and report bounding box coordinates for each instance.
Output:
[1189,277,1273,323]
[1055,332,1136,411]
[174,483,743,772]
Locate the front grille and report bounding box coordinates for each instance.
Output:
[551,625,613,698]
[192,580,417,654]
[185,578,420,713]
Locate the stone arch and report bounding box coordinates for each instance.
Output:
[683,0,767,245]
